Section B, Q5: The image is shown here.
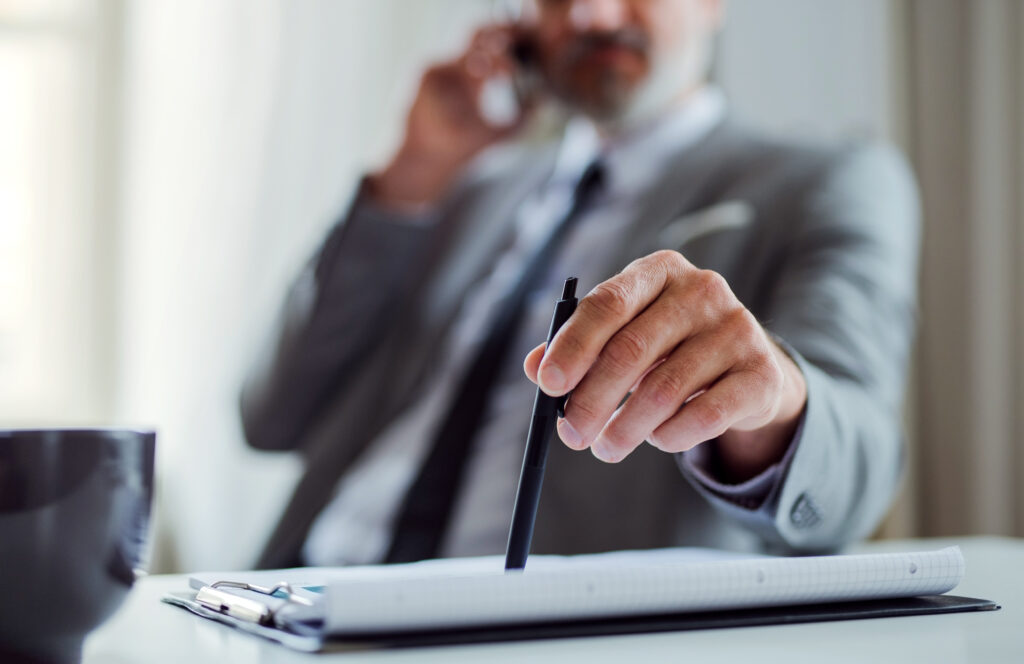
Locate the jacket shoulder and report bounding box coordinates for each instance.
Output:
[713,124,916,207]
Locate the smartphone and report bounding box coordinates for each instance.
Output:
[476,1,543,127]
[477,27,541,127]
[509,28,542,106]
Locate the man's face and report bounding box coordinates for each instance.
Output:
[527,0,722,126]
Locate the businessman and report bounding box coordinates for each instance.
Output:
[242,0,919,569]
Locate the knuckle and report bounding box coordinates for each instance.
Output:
[646,431,666,450]
[750,355,784,393]
[585,280,633,319]
[651,249,686,273]
[727,308,762,346]
[601,328,650,373]
[696,269,731,304]
[553,326,587,361]
[647,431,678,452]
[643,368,690,409]
[601,422,632,451]
[566,391,601,424]
[698,268,727,292]
[692,399,729,435]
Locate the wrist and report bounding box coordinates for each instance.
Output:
[767,341,808,429]
[368,146,464,212]
[714,342,807,483]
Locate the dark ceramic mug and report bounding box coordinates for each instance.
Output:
[0,429,156,663]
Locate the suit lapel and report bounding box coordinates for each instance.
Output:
[418,144,560,334]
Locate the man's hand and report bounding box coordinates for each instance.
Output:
[524,250,807,482]
[368,25,531,211]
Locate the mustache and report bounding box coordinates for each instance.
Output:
[563,28,650,65]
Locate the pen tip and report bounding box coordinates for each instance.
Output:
[562,277,578,299]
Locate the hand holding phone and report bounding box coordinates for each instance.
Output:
[369,23,543,210]
[481,29,544,128]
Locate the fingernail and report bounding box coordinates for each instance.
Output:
[591,437,618,463]
[558,419,585,450]
[540,363,566,393]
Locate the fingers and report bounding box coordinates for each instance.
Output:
[421,25,518,112]
[467,24,517,54]
[537,250,692,396]
[587,330,741,462]
[523,342,546,384]
[522,247,789,464]
[462,25,517,78]
[649,367,779,454]
[559,291,702,448]
[521,248,789,464]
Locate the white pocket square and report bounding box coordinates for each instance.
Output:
[657,200,754,248]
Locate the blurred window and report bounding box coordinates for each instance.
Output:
[0,0,113,422]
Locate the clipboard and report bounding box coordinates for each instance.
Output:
[159,546,999,653]
[161,584,997,653]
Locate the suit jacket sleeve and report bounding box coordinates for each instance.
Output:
[240,180,436,451]
[677,143,921,553]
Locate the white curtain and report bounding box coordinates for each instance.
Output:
[909,0,1024,537]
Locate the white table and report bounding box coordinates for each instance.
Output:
[83,537,1024,663]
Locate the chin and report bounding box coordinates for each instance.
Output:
[578,101,632,125]
[561,76,640,121]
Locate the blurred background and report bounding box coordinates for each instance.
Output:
[1,0,1021,573]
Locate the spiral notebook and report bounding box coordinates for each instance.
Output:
[162,546,997,652]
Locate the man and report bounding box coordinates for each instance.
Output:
[242,0,919,569]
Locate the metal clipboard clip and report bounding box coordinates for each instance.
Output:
[195,580,314,626]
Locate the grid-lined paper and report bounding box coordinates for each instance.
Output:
[323,547,965,634]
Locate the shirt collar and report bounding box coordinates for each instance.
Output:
[549,86,727,199]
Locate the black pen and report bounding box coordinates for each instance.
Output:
[505,277,579,571]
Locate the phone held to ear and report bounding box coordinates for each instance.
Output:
[478,29,541,129]
[510,30,542,104]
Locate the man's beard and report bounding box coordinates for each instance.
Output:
[550,29,712,132]
[549,28,651,122]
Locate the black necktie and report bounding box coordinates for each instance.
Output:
[384,160,605,563]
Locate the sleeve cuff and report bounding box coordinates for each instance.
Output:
[678,412,804,511]
[350,176,442,227]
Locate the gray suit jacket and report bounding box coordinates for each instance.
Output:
[241,119,920,569]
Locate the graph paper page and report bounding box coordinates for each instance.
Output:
[319,546,964,633]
